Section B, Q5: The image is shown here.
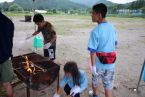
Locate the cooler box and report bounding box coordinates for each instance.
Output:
[33,36,43,48]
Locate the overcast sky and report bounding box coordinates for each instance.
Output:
[0,0,14,3]
[108,0,137,4]
[0,0,137,4]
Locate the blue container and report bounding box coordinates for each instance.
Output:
[143,66,145,82]
[33,36,43,48]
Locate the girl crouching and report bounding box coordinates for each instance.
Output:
[53,61,88,97]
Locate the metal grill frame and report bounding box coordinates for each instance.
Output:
[12,52,60,97]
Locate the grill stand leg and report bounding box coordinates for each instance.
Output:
[57,73,60,91]
[26,76,30,97]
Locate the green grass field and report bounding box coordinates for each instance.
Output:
[4,12,145,35]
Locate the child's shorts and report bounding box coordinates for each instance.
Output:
[0,60,14,83]
[44,46,56,60]
[92,68,114,90]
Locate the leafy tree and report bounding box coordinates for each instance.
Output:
[52,9,57,14]
[108,6,118,14]
[9,3,23,12]
[2,2,9,11]
[0,4,2,11]
[38,6,45,10]
[129,0,145,9]
[141,6,145,14]
[61,9,68,13]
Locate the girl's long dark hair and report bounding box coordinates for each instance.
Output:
[64,61,81,86]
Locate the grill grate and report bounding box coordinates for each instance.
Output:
[12,52,60,90]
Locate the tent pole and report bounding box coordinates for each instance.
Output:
[136,60,145,92]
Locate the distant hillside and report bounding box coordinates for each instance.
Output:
[70,0,117,7]
[69,0,99,7]
[13,0,88,10]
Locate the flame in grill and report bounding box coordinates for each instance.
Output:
[24,56,35,74]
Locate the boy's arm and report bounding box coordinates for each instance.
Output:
[50,34,57,44]
[90,52,97,75]
[26,31,40,40]
[44,31,56,49]
[32,31,40,36]
[49,23,56,44]
[90,52,96,67]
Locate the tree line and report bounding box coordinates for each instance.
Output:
[0,0,145,16]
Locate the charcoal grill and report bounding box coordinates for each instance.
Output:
[12,52,60,97]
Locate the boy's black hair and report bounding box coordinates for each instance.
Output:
[64,61,81,86]
[33,13,44,23]
[92,3,107,18]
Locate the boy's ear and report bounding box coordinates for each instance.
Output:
[98,13,102,19]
